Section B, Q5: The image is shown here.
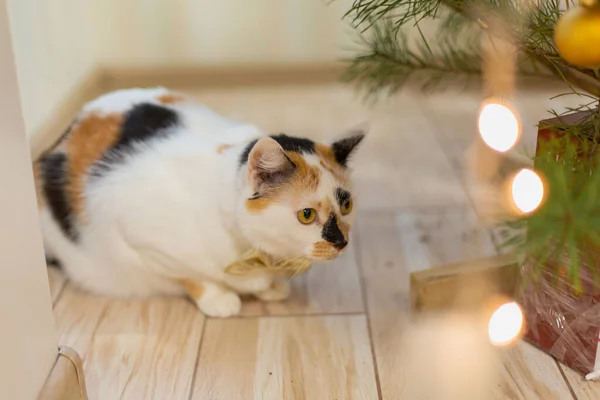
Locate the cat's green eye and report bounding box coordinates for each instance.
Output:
[297,208,317,224]
[341,199,353,215]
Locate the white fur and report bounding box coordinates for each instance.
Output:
[82,87,170,115]
[40,88,359,317]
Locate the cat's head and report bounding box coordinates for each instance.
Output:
[237,130,365,262]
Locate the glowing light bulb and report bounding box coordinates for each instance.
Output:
[511,169,544,213]
[488,302,524,346]
[478,102,520,152]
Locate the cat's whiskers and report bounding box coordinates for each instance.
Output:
[278,259,297,267]
[287,258,310,283]
[272,255,303,267]
[270,255,308,272]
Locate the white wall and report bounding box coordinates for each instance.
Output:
[0,1,58,397]
[95,0,356,67]
[6,0,105,136]
[7,0,356,136]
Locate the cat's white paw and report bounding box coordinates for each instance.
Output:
[256,279,291,302]
[224,273,273,293]
[197,291,242,318]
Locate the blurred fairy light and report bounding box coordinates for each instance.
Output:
[488,301,524,346]
[511,168,544,213]
[401,314,496,398]
[478,101,521,152]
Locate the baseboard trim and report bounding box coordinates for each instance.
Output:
[38,346,88,400]
[102,63,346,91]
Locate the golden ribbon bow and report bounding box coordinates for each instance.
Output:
[224,248,314,276]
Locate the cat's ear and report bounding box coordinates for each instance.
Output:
[330,127,366,167]
[247,137,296,193]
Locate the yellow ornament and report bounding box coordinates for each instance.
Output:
[554,4,600,68]
[580,0,599,8]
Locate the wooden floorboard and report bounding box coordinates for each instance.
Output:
[192,315,378,400]
[355,210,497,399]
[560,363,600,400]
[355,209,576,399]
[53,284,204,399]
[495,343,574,400]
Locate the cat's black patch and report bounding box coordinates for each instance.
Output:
[322,212,347,250]
[238,134,316,166]
[239,139,259,166]
[118,103,180,149]
[269,134,315,154]
[93,103,180,176]
[40,152,78,241]
[248,192,261,200]
[331,135,364,167]
[46,255,62,268]
[335,188,351,206]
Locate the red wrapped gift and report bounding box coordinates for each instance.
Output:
[521,110,600,379]
[520,257,600,378]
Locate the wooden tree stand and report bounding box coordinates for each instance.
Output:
[410,253,519,313]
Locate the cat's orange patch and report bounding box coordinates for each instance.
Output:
[157,94,184,104]
[216,143,233,154]
[317,199,333,221]
[179,279,205,299]
[245,196,276,213]
[315,144,348,184]
[66,113,124,220]
[311,240,339,260]
[315,143,337,164]
[285,151,321,194]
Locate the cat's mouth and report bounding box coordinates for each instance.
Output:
[309,240,348,261]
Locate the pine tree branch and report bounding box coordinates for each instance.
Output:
[343,21,484,94]
[438,0,600,96]
[343,0,600,96]
[343,17,554,95]
[345,0,441,31]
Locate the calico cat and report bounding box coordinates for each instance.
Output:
[34,87,364,317]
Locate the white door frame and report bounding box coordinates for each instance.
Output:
[0,1,58,398]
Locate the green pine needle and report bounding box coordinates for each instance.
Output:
[342,20,483,95]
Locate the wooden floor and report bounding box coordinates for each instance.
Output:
[46,83,600,399]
